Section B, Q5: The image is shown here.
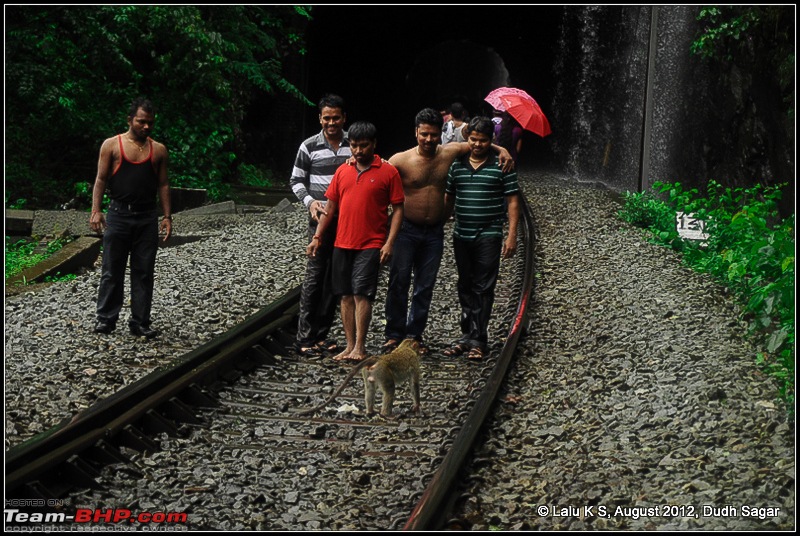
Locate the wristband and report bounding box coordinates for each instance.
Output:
[162,215,173,221]
[312,235,321,240]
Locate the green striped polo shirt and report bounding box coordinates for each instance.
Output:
[446,154,519,240]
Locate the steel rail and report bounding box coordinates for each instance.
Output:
[403,192,537,530]
[5,286,301,497]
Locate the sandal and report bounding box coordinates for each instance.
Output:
[314,339,342,353]
[466,347,485,360]
[443,343,470,357]
[382,339,400,352]
[295,345,321,357]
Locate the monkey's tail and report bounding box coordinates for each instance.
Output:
[297,356,378,416]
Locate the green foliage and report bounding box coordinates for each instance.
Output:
[5,236,73,280]
[5,193,28,210]
[43,272,78,283]
[619,181,795,410]
[691,7,759,60]
[691,6,794,115]
[618,190,681,248]
[5,5,313,208]
[238,163,275,188]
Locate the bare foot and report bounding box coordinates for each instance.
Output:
[332,348,356,362]
[348,351,367,362]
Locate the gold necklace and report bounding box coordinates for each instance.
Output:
[127,135,147,152]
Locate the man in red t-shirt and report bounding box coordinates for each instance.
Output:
[307,121,405,363]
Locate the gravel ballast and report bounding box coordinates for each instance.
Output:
[4,171,794,530]
[458,175,794,531]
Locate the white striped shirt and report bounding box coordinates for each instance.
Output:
[289,130,351,208]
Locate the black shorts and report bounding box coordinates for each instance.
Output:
[332,248,381,300]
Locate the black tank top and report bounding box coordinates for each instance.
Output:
[108,135,158,205]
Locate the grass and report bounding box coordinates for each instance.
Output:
[5,235,75,281]
[618,180,794,412]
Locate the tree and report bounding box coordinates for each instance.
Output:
[5,5,313,208]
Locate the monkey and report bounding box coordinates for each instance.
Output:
[298,338,422,418]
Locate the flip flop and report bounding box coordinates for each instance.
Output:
[382,339,400,352]
[315,339,342,353]
[295,344,322,357]
[443,343,470,357]
[466,347,485,360]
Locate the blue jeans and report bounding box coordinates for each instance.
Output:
[96,205,159,329]
[384,219,444,342]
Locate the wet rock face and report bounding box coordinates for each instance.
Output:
[457,175,794,531]
[551,5,793,215]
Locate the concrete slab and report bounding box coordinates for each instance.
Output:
[5,209,35,235]
[178,200,237,216]
[6,236,102,288]
[31,210,96,238]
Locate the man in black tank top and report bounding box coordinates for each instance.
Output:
[89,97,172,338]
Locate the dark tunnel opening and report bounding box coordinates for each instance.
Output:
[303,5,564,169]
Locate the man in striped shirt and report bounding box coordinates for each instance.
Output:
[290,94,351,356]
[443,116,521,360]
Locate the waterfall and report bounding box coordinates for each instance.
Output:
[551,6,651,192]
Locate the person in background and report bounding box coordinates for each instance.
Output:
[307,121,405,363]
[441,102,468,145]
[289,94,351,357]
[496,110,524,162]
[439,105,452,125]
[443,116,520,360]
[90,97,171,339]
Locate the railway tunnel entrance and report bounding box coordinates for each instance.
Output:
[294,5,792,207]
[302,5,563,169]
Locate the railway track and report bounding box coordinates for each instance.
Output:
[5,195,536,531]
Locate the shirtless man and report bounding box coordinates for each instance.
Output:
[383,108,513,354]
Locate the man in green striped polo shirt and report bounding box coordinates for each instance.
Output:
[443,116,521,360]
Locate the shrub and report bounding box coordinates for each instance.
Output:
[619,181,795,410]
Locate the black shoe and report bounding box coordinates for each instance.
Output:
[130,325,159,339]
[94,321,114,334]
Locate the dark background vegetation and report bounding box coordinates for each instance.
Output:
[4,5,795,216]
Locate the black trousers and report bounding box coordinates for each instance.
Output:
[96,206,159,328]
[452,235,502,350]
[296,217,339,347]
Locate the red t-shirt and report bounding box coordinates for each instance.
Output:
[325,155,405,250]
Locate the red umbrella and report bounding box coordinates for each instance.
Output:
[485,86,534,110]
[485,87,552,137]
